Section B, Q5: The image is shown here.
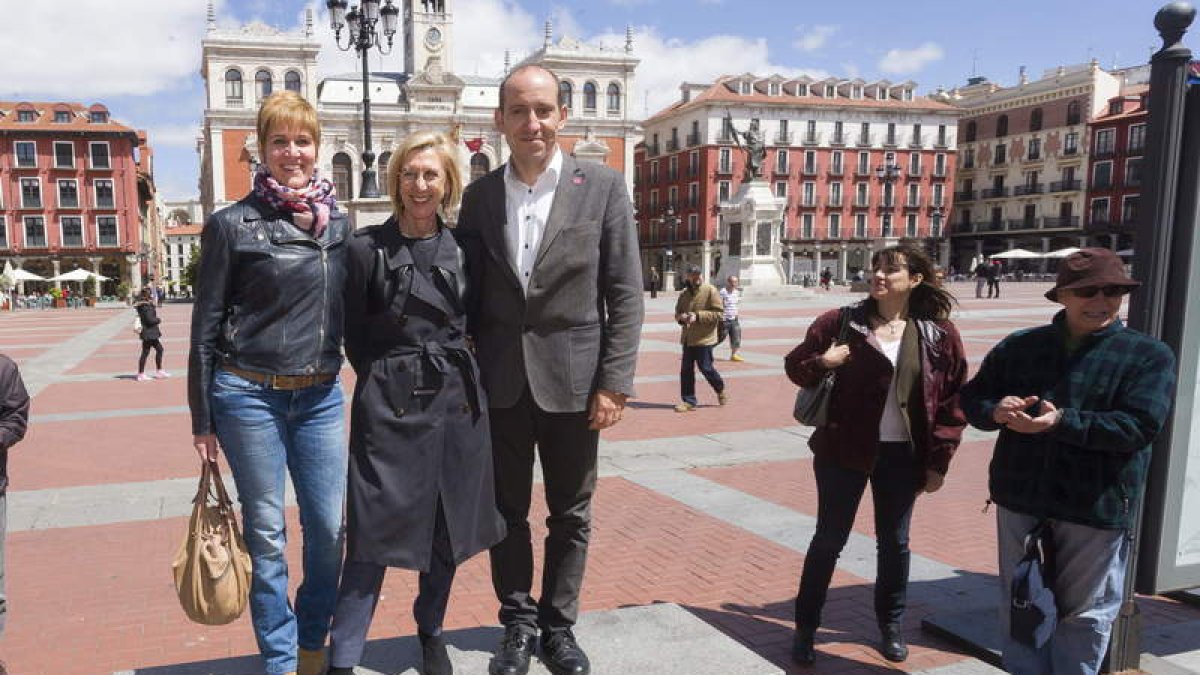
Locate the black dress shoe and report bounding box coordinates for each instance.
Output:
[791,628,816,666]
[326,668,355,675]
[420,632,453,675]
[539,629,590,675]
[488,626,536,675]
[880,625,908,663]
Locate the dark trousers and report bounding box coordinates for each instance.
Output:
[680,344,724,405]
[794,442,921,631]
[489,387,599,633]
[138,339,164,372]
[987,278,1001,298]
[328,501,457,669]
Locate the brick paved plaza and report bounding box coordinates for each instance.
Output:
[2,281,1199,674]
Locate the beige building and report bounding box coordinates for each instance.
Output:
[945,61,1121,271]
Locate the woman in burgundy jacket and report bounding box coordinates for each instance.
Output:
[784,244,967,666]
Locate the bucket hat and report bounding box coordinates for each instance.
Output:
[1045,247,1140,301]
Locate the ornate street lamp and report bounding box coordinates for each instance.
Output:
[652,205,681,277]
[326,0,400,199]
[876,159,901,239]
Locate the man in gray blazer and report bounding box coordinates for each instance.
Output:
[457,64,643,675]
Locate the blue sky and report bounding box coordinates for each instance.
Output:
[0,0,1179,202]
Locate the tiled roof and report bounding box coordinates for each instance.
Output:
[165,224,204,236]
[644,77,958,126]
[0,101,138,134]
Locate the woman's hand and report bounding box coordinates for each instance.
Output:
[194,434,220,462]
[819,342,851,369]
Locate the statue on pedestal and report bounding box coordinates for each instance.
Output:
[726,113,765,182]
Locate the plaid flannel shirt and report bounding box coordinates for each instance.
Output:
[960,311,1176,530]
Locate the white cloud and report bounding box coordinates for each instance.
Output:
[604,27,826,117]
[146,124,202,149]
[793,25,837,53]
[878,42,944,75]
[0,0,220,97]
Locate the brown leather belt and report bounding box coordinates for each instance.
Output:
[222,365,336,391]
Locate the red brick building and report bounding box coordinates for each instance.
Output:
[1084,88,1147,251]
[0,101,153,294]
[634,74,958,283]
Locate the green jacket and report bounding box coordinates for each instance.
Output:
[960,312,1176,529]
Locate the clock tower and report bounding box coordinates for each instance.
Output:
[403,0,453,76]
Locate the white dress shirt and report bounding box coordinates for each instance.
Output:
[503,149,563,293]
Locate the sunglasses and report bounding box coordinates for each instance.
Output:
[1068,286,1128,298]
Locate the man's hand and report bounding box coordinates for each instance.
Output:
[992,395,1040,426]
[1005,399,1061,435]
[588,389,627,431]
[194,434,220,462]
[923,469,945,493]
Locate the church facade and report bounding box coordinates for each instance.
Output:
[197,1,640,224]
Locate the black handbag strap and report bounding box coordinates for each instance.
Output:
[834,306,852,345]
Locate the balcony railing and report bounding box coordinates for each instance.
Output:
[830,133,846,146]
[1042,216,1081,229]
[1128,141,1145,155]
[854,166,872,177]
[715,164,733,176]
[961,158,975,169]
[854,197,871,208]
[980,187,1009,199]
[1013,184,1044,196]
[646,143,660,156]
[1049,179,1082,192]
[802,164,819,176]
[1025,152,1042,162]
[799,196,819,208]
[1007,219,1039,231]
[827,166,844,177]
[776,131,795,145]
[906,167,922,179]
[883,135,899,147]
[801,132,821,146]
[993,155,1008,166]
[1062,145,1079,156]
[717,132,735,145]
[909,136,923,148]
[904,199,923,209]
[855,134,873,147]
[686,132,702,146]
[1093,146,1115,159]
[666,139,680,153]
[932,168,948,178]
[1091,179,1113,191]
[955,190,975,202]
[1124,176,1142,188]
[935,136,949,148]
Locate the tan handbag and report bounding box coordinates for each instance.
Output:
[172,460,253,625]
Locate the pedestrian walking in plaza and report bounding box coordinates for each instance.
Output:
[0,352,29,642]
[457,64,643,675]
[648,265,660,299]
[784,244,968,666]
[719,275,744,362]
[134,288,169,381]
[187,90,348,675]
[326,131,504,675]
[959,248,1176,675]
[674,264,726,412]
[974,260,988,299]
[820,267,832,291]
[987,260,1002,298]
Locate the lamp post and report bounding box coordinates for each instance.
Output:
[326,0,400,199]
[653,205,681,282]
[876,159,901,241]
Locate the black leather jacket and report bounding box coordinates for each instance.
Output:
[187,194,349,435]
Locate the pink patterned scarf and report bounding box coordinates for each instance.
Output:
[252,167,336,239]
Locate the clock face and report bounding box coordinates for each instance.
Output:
[425,27,442,49]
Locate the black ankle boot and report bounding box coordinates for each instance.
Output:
[420,632,453,675]
[880,625,908,663]
[792,627,816,665]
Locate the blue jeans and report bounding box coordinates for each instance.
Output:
[211,369,348,675]
[794,443,921,631]
[680,345,724,405]
[996,507,1129,675]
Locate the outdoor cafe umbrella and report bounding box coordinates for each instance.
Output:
[49,268,109,282]
[989,248,1043,259]
[1042,246,1082,258]
[1,260,46,282]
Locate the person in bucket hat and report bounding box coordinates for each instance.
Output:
[959,247,1176,675]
